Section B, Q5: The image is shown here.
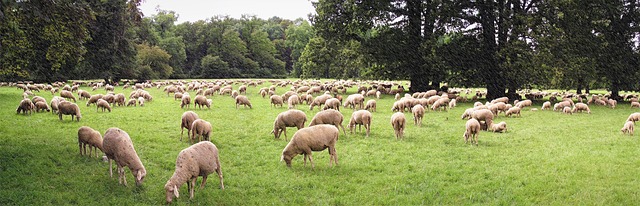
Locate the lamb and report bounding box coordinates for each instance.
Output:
[323,98,341,111]
[541,101,551,110]
[308,109,347,135]
[270,95,284,108]
[35,101,50,112]
[60,90,76,102]
[411,104,425,126]
[58,101,81,121]
[271,109,307,141]
[489,121,507,133]
[562,106,572,115]
[97,99,112,112]
[281,125,339,169]
[102,128,146,186]
[571,103,591,114]
[505,107,521,117]
[181,93,191,109]
[364,99,377,112]
[621,121,634,135]
[391,112,406,140]
[626,112,640,123]
[181,111,200,141]
[235,95,252,109]
[86,94,103,106]
[348,110,372,137]
[471,109,494,131]
[194,95,210,109]
[78,126,103,158]
[138,97,145,107]
[127,99,136,107]
[16,98,35,115]
[190,119,212,143]
[464,118,481,145]
[164,141,224,203]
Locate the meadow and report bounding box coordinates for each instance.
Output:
[1,81,640,205]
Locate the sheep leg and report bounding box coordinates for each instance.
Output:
[217,168,224,190]
[79,143,83,156]
[189,178,196,199]
[366,124,370,137]
[200,175,208,189]
[339,124,347,135]
[108,159,113,177]
[303,154,308,167]
[308,154,315,169]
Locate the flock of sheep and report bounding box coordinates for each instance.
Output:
[8,79,640,203]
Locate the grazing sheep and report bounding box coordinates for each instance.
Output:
[343,94,365,110]
[461,108,475,120]
[472,109,494,130]
[86,94,103,107]
[572,103,591,114]
[391,112,406,140]
[490,97,509,104]
[58,101,81,121]
[102,94,115,105]
[562,106,572,115]
[553,101,573,111]
[102,128,146,186]
[164,141,224,203]
[308,109,346,135]
[449,98,457,109]
[412,104,425,126]
[50,97,62,114]
[309,94,332,110]
[181,111,200,141]
[35,101,50,112]
[60,90,76,102]
[138,97,145,107]
[235,95,252,109]
[271,109,307,141]
[348,110,372,137]
[464,118,481,145]
[190,119,212,144]
[114,93,126,106]
[194,95,210,109]
[631,102,640,108]
[78,126,103,158]
[97,99,112,112]
[231,90,239,99]
[181,94,191,109]
[489,121,507,133]
[364,99,377,112]
[541,101,551,110]
[174,92,183,101]
[323,98,341,111]
[288,95,300,109]
[515,99,532,108]
[621,121,634,135]
[270,95,284,108]
[391,100,406,113]
[505,107,521,117]
[31,96,46,104]
[608,99,617,109]
[126,99,136,107]
[281,125,339,169]
[626,112,640,123]
[16,98,35,115]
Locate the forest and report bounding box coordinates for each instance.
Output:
[1,0,639,99]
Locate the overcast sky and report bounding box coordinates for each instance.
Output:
[140,0,317,23]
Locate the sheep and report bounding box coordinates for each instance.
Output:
[114,93,126,106]
[505,107,521,117]
[60,90,76,102]
[364,99,377,112]
[323,98,341,111]
[50,97,62,114]
[572,103,591,114]
[464,118,481,145]
[308,109,346,135]
[515,99,532,108]
[270,95,284,108]
[102,94,115,105]
[411,104,425,126]
[16,98,35,115]
[181,111,200,141]
[31,96,46,104]
[562,106,572,115]
[78,126,103,158]
[309,94,332,110]
[86,94,103,107]
[461,108,475,120]
[97,99,112,112]
[58,101,81,121]
[281,125,339,169]
[553,101,573,111]
[626,112,640,123]
[631,102,640,108]
[231,90,239,99]
[194,95,210,109]
[621,121,634,135]
[35,101,50,112]
[449,98,457,109]
[541,101,551,110]
[343,94,365,110]
[174,92,183,101]
[391,100,406,113]
[490,97,509,104]
[471,109,494,131]
[190,119,212,144]
[288,95,300,109]
[102,127,146,186]
[271,109,307,141]
[608,99,617,109]
[391,112,406,140]
[489,121,507,133]
[181,94,191,109]
[431,97,449,111]
[235,95,252,109]
[164,141,224,203]
[348,110,372,137]
[124,99,135,107]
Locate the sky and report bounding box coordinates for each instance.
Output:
[139,0,317,23]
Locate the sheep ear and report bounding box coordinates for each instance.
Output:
[174,185,179,198]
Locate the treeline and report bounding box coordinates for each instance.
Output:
[2,0,640,99]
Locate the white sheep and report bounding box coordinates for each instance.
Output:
[471,109,494,131]
[86,94,103,107]
[78,126,103,158]
[281,125,339,169]
[126,99,136,107]
[323,98,341,111]
[270,95,284,108]
[181,94,191,109]
[102,128,146,186]
[631,102,640,108]
[235,95,252,109]
[412,104,425,126]
[464,118,481,145]
[505,107,521,117]
[364,99,377,112]
[97,99,112,112]
[181,111,200,141]
[164,141,224,203]
[572,103,591,114]
[288,95,300,109]
[309,94,332,110]
[626,112,640,123]
[194,95,210,109]
[138,97,145,107]
[272,109,307,141]
[58,101,81,121]
[621,121,634,135]
[562,106,572,115]
[391,112,406,140]
[489,121,507,133]
[190,119,212,144]
[348,110,372,137]
[541,101,551,110]
[308,109,346,135]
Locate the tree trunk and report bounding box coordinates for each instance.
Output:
[406,0,426,93]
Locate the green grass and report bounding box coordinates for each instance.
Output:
[1,82,640,205]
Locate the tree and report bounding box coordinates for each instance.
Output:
[200,55,240,78]
[135,44,173,80]
[285,19,315,77]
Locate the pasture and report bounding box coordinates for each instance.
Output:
[1,81,640,205]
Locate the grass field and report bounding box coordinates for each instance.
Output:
[1,81,640,205]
